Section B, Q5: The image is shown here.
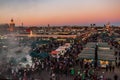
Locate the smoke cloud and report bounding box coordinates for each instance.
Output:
[0,33,32,67]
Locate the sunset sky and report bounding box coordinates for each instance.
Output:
[0,0,120,26]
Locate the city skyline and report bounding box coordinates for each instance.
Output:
[0,0,120,26]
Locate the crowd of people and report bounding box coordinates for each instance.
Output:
[0,31,120,80]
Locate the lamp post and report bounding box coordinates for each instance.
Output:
[94,43,98,68]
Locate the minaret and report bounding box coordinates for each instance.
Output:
[9,19,15,32]
[106,22,110,31]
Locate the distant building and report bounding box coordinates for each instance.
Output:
[105,22,111,31]
[9,19,15,32]
[0,24,9,34]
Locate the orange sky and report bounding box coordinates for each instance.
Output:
[0,0,120,26]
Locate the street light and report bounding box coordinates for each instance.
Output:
[94,43,98,68]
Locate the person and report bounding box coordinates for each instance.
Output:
[112,65,115,72]
[100,75,104,80]
[77,69,81,76]
[81,71,85,80]
[114,74,118,80]
[74,76,79,80]
[70,68,75,76]
[106,65,108,72]
[109,65,112,72]
[51,72,56,80]
[50,70,56,80]
[118,62,120,68]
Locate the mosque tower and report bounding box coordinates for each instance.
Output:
[9,19,15,32]
[105,22,111,31]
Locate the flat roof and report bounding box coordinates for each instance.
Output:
[85,42,110,48]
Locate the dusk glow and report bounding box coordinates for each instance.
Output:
[0,0,120,26]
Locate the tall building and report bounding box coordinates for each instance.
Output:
[105,22,111,31]
[9,19,15,32]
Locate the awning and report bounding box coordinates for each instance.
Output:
[30,52,49,59]
[51,50,58,55]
